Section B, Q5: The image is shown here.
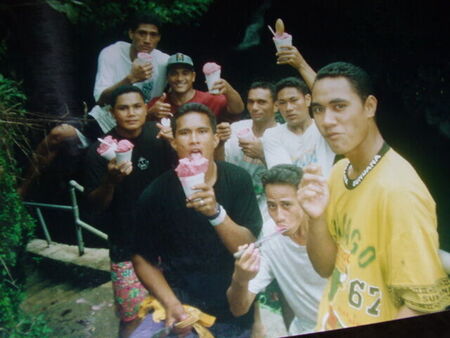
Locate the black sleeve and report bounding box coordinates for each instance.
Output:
[82,141,108,196]
[221,163,262,238]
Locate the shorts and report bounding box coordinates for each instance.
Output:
[111,261,149,322]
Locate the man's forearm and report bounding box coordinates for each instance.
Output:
[306,216,337,278]
[97,75,134,106]
[87,181,116,211]
[225,88,244,114]
[226,275,256,317]
[214,216,256,254]
[132,254,182,309]
[296,63,316,90]
[396,305,425,319]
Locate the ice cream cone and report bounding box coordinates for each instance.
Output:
[115,149,132,164]
[179,172,205,199]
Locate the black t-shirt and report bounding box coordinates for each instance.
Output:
[83,121,175,261]
[133,161,262,327]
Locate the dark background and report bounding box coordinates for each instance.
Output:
[3,0,449,249]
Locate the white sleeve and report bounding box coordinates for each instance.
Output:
[262,128,292,169]
[93,48,116,102]
[248,255,274,295]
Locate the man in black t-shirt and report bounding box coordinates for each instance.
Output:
[132,102,262,337]
[83,85,174,337]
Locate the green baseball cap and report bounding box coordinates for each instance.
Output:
[167,53,194,71]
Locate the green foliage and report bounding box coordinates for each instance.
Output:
[0,75,50,336]
[46,0,214,31]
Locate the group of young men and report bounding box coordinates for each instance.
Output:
[21,12,449,338]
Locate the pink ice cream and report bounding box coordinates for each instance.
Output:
[137,52,152,63]
[202,62,221,75]
[96,135,118,155]
[175,153,209,177]
[116,139,134,153]
[273,32,291,40]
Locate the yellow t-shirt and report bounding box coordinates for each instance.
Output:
[316,148,450,330]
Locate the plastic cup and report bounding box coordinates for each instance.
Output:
[99,146,116,161]
[179,173,205,199]
[115,149,132,164]
[273,35,292,52]
[205,70,221,94]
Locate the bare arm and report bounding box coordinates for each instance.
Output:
[97,60,153,106]
[276,46,316,90]
[214,122,231,161]
[132,254,191,331]
[212,79,245,114]
[298,165,337,277]
[227,244,259,316]
[87,159,132,211]
[187,183,256,253]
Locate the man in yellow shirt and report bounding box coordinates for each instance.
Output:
[299,62,449,330]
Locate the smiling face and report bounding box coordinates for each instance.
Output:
[167,65,196,95]
[129,23,161,54]
[111,92,147,138]
[247,87,276,124]
[266,183,306,237]
[170,111,219,161]
[310,77,377,156]
[276,87,311,130]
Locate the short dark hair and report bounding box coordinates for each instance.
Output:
[261,164,304,189]
[315,62,374,102]
[248,81,276,101]
[128,13,162,32]
[275,77,310,98]
[109,85,145,107]
[172,102,217,133]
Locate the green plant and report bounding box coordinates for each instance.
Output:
[0,74,50,336]
[47,0,214,31]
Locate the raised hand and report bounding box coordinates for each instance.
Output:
[210,78,231,96]
[234,243,260,283]
[106,158,133,185]
[239,137,264,160]
[156,122,173,141]
[216,122,231,142]
[129,58,153,83]
[297,164,329,219]
[186,183,218,218]
[148,93,173,119]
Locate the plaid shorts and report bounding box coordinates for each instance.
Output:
[111,261,148,322]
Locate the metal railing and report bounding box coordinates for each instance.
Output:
[23,180,108,256]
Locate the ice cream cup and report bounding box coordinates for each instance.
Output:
[179,172,205,199]
[115,149,132,164]
[100,146,117,161]
[205,70,221,94]
[273,35,292,52]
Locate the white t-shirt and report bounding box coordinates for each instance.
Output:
[88,41,169,135]
[248,219,327,335]
[262,121,335,177]
[224,119,275,224]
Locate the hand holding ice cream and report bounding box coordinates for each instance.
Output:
[175,153,209,198]
[270,18,292,52]
[130,53,153,83]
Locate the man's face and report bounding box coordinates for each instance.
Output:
[129,24,161,54]
[247,88,276,124]
[276,87,311,128]
[111,92,147,134]
[167,66,196,95]
[170,112,219,161]
[310,77,376,155]
[266,183,305,237]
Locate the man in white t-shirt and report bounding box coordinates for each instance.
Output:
[19,13,169,197]
[227,164,327,335]
[262,77,335,177]
[224,81,278,222]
